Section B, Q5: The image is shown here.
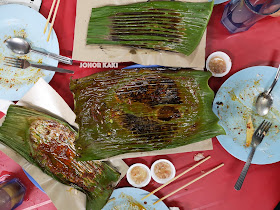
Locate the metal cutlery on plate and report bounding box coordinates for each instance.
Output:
[234,120,272,190]
[5,37,73,65]
[4,57,74,74]
[255,64,280,116]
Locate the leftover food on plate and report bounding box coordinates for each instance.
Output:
[86,1,214,56]
[102,187,169,210]
[246,116,254,147]
[70,68,225,161]
[0,4,59,101]
[213,66,280,164]
[127,163,151,188]
[0,105,120,210]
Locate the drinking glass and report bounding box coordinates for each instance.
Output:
[221,0,280,33]
[0,178,26,210]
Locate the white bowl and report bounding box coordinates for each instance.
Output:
[126,163,151,188]
[206,51,232,77]
[151,159,176,184]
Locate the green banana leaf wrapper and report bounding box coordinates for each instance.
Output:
[87,1,214,56]
[0,105,120,210]
[70,68,225,161]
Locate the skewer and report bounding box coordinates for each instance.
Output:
[153,163,225,205]
[141,156,211,200]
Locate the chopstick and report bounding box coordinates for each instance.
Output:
[43,0,57,34]
[44,0,61,42]
[141,156,211,201]
[153,163,225,205]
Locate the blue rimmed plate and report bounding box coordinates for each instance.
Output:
[212,0,229,5]
[213,66,280,165]
[102,187,169,210]
[0,4,59,101]
[23,169,45,193]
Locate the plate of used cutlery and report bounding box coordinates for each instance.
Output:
[0,4,59,101]
[213,66,280,164]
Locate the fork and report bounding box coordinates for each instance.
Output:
[234,120,272,190]
[4,57,74,74]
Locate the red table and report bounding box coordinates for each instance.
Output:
[0,152,56,210]
[3,1,280,209]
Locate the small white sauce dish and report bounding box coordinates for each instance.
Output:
[126,163,151,188]
[206,51,232,77]
[151,159,176,184]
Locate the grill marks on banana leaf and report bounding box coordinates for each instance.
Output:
[71,68,226,160]
[111,22,183,30]
[116,76,181,140]
[119,113,177,142]
[114,10,181,16]
[112,25,185,33]
[86,1,214,56]
[111,32,182,39]
[109,12,184,44]
[157,106,181,121]
[112,15,181,21]
[116,76,182,106]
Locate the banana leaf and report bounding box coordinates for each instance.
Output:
[0,105,120,210]
[70,68,225,161]
[86,1,214,56]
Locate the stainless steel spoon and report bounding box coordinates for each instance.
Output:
[5,37,73,65]
[256,64,280,116]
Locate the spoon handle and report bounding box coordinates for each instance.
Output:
[267,64,280,95]
[30,49,73,65]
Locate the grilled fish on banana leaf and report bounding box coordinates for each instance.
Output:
[87,1,214,56]
[70,68,225,161]
[0,105,120,210]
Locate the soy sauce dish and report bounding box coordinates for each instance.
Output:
[151,159,176,184]
[126,163,151,188]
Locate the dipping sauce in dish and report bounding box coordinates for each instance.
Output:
[206,51,232,77]
[151,159,176,184]
[208,56,227,74]
[127,163,151,188]
[130,166,148,185]
[154,162,172,179]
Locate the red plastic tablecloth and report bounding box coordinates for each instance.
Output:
[2,1,280,209]
[0,151,56,210]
